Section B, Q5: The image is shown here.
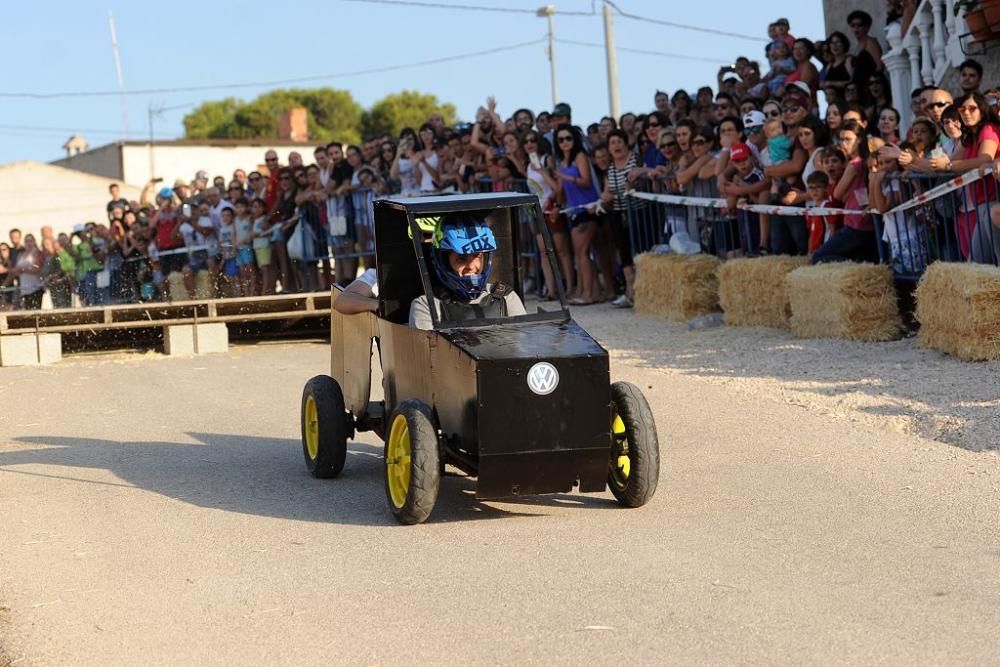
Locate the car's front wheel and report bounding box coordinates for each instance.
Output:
[608,381,660,507]
[384,400,440,525]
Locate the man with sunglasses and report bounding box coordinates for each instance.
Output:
[263,150,282,215]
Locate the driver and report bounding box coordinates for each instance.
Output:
[409,214,526,330]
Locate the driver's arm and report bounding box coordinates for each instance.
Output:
[333,269,378,314]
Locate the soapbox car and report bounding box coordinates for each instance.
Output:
[300,192,660,524]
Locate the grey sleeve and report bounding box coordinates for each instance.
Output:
[408,295,434,330]
[505,292,527,317]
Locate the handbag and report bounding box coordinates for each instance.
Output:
[287,218,306,261]
[95,268,111,289]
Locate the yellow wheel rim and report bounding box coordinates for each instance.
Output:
[610,413,630,490]
[386,414,412,509]
[304,395,319,460]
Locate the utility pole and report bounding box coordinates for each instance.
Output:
[148,102,159,181]
[537,5,559,107]
[108,10,130,138]
[602,1,621,120]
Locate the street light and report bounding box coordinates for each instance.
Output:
[537,5,559,107]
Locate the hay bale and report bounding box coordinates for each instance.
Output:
[166,271,189,303]
[915,262,1000,361]
[194,270,215,299]
[634,253,721,322]
[718,255,808,328]
[787,263,902,342]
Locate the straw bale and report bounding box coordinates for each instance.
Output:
[915,261,1000,361]
[194,271,215,299]
[718,256,808,328]
[787,263,902,342]
[635,253,720,322]
[167,271,188,302]
[634,253,721,322]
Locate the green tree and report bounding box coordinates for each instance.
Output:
[182,97,243,138]
[362,90,457,139]
[182,88,364,144]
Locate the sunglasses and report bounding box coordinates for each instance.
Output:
[524,137,538,144]
[744,126,763,135]
[248,176,260,182]
[958,106,979,114]
[659,141,677,149]
[783,105,802,113]
[265,157,278,163]
[647,121,661,128]
[765,110,781,118]
[557,136,574,143]
[925,101,949,110]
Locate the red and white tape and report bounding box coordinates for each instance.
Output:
[625,166,994,218]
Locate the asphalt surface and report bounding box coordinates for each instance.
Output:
[1,324,998,665]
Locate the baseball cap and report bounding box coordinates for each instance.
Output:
[722,72,742,83]
[783,88,810,108]
[72,223,86,234]
[743,110,766,127]
[157,187,174,200]
[195,170,209,181]
[551,102,572,118]
[729,142,752,162]
[788,81,811,98]
[173,178,187,189]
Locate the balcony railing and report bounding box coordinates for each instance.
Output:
[884,0,968,129]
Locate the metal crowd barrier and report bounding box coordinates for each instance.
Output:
[626,177,741,257]
[475,178,543,294]
[874,171,1000,281]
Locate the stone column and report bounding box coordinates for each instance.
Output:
[917,9,935,85]
[884,20,914,128]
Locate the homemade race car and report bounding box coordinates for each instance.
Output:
[300,192,660,524]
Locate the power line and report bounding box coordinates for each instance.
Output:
[334,0,595,15]
[0,38,546,100]
[556,38,733,64]
[605,0,762,42]
[0,124,126,136]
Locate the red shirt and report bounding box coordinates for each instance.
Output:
[962,123,999,205]
[153,207,183,250]
[264,169,282,213]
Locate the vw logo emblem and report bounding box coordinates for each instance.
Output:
[526,362,559,395]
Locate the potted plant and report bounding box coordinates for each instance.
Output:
[982,0,1000,32]
[955,0,994,41]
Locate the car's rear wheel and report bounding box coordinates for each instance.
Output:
[301,375,349,478]
[608,381,659,507]
[384,400,440,525]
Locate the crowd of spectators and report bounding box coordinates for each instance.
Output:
[3,9,999,313]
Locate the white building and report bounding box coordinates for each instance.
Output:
[0,161,141,243]
[51,137,316,194]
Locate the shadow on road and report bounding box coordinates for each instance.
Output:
[4,432,618,526]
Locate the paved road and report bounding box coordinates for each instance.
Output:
[1,333,998,665]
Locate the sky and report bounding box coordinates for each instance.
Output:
[1,1,826,166]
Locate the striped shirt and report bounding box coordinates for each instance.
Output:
[607,154,640,211]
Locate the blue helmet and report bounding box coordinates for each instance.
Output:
[430,215,497,300]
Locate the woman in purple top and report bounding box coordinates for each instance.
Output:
[554,124,602,305]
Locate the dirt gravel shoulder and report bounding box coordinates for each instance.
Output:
[572,304,1000,453]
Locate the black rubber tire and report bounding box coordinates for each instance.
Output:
[300,375,349,479]
[608,381,660,507]
[384,400,441,525]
